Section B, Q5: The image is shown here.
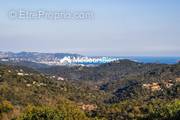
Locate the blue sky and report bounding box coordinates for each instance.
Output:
[0,0,180,56]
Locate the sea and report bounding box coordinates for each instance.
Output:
[76,56,180,65]
[112,56,180,64]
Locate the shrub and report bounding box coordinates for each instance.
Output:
[0,100,14,114]
[18,103,90,120]
[146,100,180,120]
[17,105,64,120]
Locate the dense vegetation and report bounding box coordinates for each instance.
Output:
[0,60,179,120]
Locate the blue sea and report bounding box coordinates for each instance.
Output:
[116,56,180,64]
[75,56,180,65]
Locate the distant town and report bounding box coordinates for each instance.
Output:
[38,56,121,66]
[0,51,120,66]
[0,51,179,66]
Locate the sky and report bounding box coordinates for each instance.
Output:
[0,0,180,56]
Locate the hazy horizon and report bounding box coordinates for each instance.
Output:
[0,0,180,56]
[1,50,180,57]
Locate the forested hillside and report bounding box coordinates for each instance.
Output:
[0,60,179,120]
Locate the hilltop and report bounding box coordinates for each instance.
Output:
[0,51,83,60]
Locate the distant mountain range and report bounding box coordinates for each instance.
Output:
[0,51,121,66]
[0,51,180,65]
[0,51,83,61]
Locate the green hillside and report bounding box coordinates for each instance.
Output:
[0,61,179,120]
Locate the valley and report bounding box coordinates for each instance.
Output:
[0,59,179,120]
